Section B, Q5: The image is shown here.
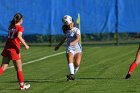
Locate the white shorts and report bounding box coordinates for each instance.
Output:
[66,47,82,55]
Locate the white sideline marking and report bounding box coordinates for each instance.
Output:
[8,51,65,69]
[8,46,100,69]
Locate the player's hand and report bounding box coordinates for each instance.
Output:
[25,45,30,50]
[54,46,59,51]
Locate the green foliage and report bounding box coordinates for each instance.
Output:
[0,36,7,43]
[0,33,140,44]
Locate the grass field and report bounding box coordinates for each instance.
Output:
[0,45,140,93]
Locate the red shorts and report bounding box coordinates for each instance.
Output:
[1,49,20,60]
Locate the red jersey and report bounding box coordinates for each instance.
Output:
[4,25,24,53]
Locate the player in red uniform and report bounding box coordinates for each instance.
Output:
[0,13,30,90]
[125,46,140,79]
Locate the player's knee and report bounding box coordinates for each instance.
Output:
[75,62,80,67]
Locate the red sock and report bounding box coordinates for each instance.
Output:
[0,67,4,75]
[128,62,137,74]
[17,71,24,83]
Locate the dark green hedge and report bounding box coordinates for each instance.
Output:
[0,33,140,43]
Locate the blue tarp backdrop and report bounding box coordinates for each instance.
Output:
[0,0,140,35]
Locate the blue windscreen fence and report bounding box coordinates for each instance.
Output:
[0,0,140,35]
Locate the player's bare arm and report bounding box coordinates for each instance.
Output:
[17,32,29,50]
[70,34,80,46]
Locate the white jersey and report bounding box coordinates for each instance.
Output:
[65,27,82,55]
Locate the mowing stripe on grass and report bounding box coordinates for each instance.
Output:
[8,51,65,69]
[8,47,100,69]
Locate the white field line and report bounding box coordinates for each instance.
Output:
[8,46,100,69]
[8,51,65,69]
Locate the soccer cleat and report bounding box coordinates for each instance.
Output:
[125,74,131,79]
[67,74,75,81]
[20,83,30,90]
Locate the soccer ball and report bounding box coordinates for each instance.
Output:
[62,15,72,25]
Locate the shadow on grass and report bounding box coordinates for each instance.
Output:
[25,79,67,83]
[8,88,20,90]
[2,77,126,84]
[3,79,67,84]
[1,79,67,83]
[77,77,124,80]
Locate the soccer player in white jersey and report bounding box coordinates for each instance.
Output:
[55,15,82,80]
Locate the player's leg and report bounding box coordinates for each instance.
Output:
[125,47,140,79]
[13,59,30,90]
[74,53,82,74]
[66,52,75,80]
[67,52,75,75]
[0,57,10,75]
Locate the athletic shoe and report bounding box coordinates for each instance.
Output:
[20,83,30,90]
[67,74,75,81]
[125,74,131,79]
